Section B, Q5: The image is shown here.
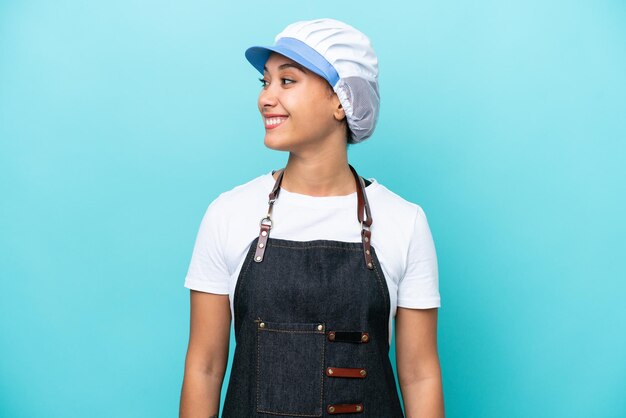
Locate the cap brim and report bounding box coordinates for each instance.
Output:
[245,38,340,87]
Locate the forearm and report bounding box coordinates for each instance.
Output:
[399,374,444,418]
[179,368,224,418]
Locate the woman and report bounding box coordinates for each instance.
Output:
[180,18,443,418]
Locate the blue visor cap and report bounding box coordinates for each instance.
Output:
[245,37,340,87]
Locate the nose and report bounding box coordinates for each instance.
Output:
[258,81,278,109]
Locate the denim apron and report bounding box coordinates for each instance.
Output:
[222,165,404,417]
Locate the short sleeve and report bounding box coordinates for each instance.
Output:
[397,206,440,309]
[183,198,231,294]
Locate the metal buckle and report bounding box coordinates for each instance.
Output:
[260,216,273,228]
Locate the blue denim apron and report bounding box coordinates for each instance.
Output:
[222,165,404,417]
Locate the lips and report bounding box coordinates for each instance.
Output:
[264,114,288,130]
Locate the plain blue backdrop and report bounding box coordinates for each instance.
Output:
[1,1,625,417]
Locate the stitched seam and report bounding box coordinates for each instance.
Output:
[234,242,257,320]
[320,328,325,415]
[269,244,362,251]
[256,325,261,412]
[256,409,321,417]
[372,263,386,301]
[371,252,388,310]
[259,329,324,334]
[371,247,390,312]
[371,251,392,352]
[256,324,324,417]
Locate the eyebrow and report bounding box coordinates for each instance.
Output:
[263,63,309,74]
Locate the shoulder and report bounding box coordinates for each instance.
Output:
[366,180,425,226]
[365,179,433,258]
[207,172,274,215]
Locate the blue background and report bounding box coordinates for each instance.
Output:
[1,1,625,417]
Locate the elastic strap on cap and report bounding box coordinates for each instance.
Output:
[275,37,340,87]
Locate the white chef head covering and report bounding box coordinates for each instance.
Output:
[245,18,380,144]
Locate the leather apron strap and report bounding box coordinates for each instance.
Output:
[253,164,374,269]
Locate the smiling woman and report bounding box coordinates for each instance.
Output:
[258,53,348,152]
[179,18,444,418]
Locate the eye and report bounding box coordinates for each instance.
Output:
[258,77,295,88]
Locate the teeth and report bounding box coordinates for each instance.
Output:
[265,117,287,126]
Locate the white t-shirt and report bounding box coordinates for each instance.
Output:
[184,171,440,343]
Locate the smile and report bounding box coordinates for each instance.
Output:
[264,116,288,129]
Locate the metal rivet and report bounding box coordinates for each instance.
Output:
[259,322,265,328]
[360,369,367,376]
[317,324,323,331]
[255,256,262,261]
[328,406,335,413]
[328,332,335,341]
[365,249,370,255]
[258,243,264,248]
[367,262,373,269]
[364,236,369,242]
[261,230,267,236]
[356,405,362,412]
[327,368,334,375]
[361,334,369,342]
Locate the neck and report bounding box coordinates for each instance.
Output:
[274,142,355,197]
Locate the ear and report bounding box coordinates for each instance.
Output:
[332,97,346,121]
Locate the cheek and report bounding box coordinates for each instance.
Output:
[288,103,322,132]
[298,91,333,120]
[310,99,335,125]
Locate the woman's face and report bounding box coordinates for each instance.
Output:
[258,52,345,151]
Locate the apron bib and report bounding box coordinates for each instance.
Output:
[222,165,404,417]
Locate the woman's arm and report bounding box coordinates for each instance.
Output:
[179,290,231,418]
[395,307,444,418]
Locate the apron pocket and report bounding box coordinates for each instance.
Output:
[256,319,325,417]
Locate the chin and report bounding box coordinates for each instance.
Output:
[264,133,297,151]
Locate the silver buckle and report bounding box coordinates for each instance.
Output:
[260,216,273,228]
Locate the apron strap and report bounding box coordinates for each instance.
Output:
[349,165,374,269]
[254,165,374,270]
